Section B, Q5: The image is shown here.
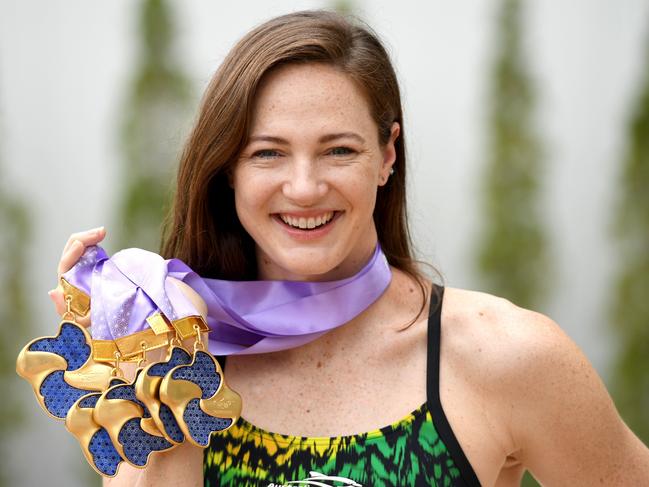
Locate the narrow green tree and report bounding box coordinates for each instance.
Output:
[609,23,649,443]
[0,159,32,487]
[476,0,550,311]
[113,0,194,252]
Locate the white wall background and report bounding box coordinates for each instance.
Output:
[1,1,648,484]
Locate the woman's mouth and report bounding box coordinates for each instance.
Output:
[272,211,342,239]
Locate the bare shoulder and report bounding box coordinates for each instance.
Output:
[439,286,562,378]
[440,285,609,412]
[441,286,649,485]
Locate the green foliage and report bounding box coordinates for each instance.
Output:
[609,25,649,444]
[113,0,194,253]
[0,164,32,487]
[475,0,550,311]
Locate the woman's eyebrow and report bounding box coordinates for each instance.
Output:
[319,132,366,144]
[247,132,366,144]
[247,135,288,144]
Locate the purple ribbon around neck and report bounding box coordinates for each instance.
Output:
[61,244,392,355]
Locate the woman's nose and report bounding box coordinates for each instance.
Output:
[281,160,328,205]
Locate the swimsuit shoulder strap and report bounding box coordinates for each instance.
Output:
[426,283,481,487]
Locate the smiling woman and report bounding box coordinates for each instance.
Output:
[159,10,419,293]
[47,8,649,487]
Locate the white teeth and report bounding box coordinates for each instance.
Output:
[279,211,335,229]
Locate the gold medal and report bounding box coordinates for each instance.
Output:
[134,339,192,444]
[16,295,113,420]
[65,377,128,477]
[159,323,241,447]
[93,368,176,468]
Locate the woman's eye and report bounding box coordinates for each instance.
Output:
[329,147,355,156]
[252,149,278,159]
[251,149,280,159]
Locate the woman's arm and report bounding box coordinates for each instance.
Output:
[504,309,649,484]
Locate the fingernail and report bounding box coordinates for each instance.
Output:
[91,226,104,233]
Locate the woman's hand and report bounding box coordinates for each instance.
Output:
[48,226,106,327]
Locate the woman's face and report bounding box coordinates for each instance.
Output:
[232,62,399,281]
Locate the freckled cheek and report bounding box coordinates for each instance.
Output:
[336,169,379,203]
[234,173,278,215]
[346,178,374,194]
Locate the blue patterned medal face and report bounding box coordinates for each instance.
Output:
[159,350,241,447]
[16,321,114,420]
[93,369,175,468]
[135,347,192,444]
[66,378,128,477]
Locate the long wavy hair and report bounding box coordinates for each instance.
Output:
[160,10,442,327]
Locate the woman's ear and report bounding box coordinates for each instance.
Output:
[379,122,400,186]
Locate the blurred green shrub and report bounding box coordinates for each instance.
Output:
[113,0,194,253]
[0,161,32,486]
[609,23,649,445]
[475,0,551,314]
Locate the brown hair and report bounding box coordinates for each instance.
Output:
[160,10,442,327]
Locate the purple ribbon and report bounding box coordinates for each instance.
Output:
[62,244,391,355]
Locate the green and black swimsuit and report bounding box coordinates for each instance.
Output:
[204,285,481,486]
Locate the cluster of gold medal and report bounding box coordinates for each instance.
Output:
[16,278,242,477]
